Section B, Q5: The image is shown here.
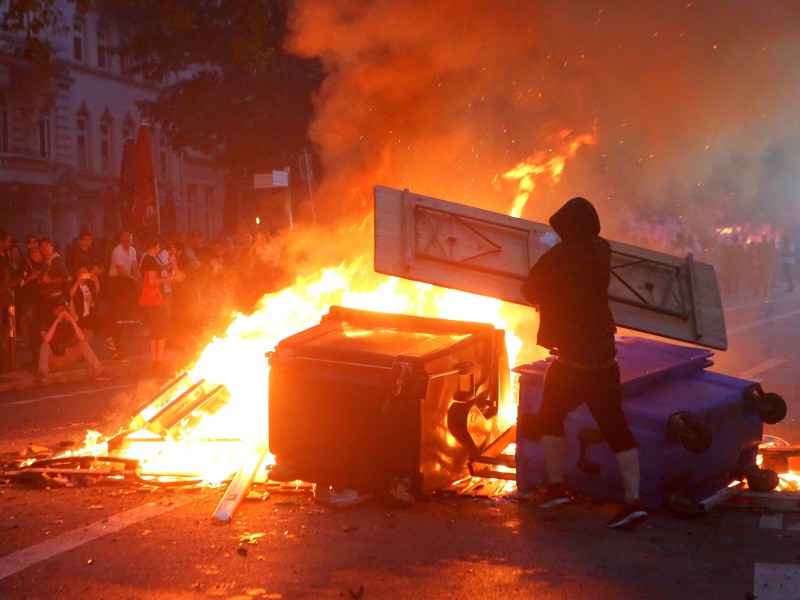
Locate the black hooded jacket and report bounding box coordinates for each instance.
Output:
[520,197,616,362]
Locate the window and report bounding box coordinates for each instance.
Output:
[0,96,8,153]
[38,106,51,158]
[100,114,113,172]
[73,19,85,63]
[97,28,108,70]
[76,113,89,169]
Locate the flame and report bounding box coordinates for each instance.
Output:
[502,127,598,218]
[759,436,800,492]
[61,131,604,487]
[63,229,540,486]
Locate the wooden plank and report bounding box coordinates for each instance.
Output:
[212,441,271,522]
[725,490,800,512]
[374,185,727,350]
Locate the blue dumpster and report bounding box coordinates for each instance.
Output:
[514,336,785,510]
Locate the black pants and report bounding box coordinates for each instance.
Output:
[538,360,636,453]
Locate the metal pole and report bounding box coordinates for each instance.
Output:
[302,149,316,224]
[284,167,293,230]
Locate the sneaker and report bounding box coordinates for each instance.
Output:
[103,338,117,353]
[508,487,538,502]
[387,477,415,507]
[606,501,648,529]
[111,353,129,362]
[538,483,574,508]
[35,372,48,384]
[94,370,115,381]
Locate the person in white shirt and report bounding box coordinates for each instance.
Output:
[105,230,141,360]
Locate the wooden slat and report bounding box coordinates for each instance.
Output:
[212,441,271,522]
[374,185,727,350]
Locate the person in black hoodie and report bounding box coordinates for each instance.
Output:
[521,197,647,529]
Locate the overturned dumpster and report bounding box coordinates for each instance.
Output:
[514,336,786,511]
[373,185,789,509]
[267,306,510,497]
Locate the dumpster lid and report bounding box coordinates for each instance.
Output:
[513,335,714,392]
[275,306,494,366]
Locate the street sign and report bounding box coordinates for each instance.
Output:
[253,170,289,189]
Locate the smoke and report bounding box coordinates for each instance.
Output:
[285,0,800,239]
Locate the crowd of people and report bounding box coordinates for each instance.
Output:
[0,217,795,379]
[0,227,284,379]
[615,217,799,301]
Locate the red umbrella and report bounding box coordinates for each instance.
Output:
[133,123,159,236]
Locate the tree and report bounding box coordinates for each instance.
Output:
[102,1,323,234]
[1,0,90,65]
[102,1,322,201]
[2,0,323,232]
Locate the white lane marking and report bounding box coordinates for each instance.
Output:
[0,498,190,580]
[753,563,800,599]
[0,399,46,407]
[760,513,784,529]
[728,308,800,335]
[737,359,787,381]
[0,383,135,407]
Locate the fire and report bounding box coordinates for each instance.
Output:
[63,230,533,486]
[502,127,598,218]
[59,128,601,488]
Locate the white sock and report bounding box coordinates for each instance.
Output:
[615,447,641,504]
[541,435,566,485]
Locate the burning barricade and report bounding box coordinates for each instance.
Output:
[1,186,796,520]
[267,306,509,502]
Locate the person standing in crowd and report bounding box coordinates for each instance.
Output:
[36,297,113,384]
[521,196,647,530]
[67,266,103,345]
[0,230,17,273]
[16,235,43,366]
[106,230,140,360]
[251,230,282,291]
[0,242,13,372]
[718,233,747,298]
[38,238,70,304]
[66,230,105,278]
[780,235,796,293]
[171,233,200,358]
[139,237,183,376]
[750,234,777,299]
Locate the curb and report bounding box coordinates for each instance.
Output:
[0,352,183,394]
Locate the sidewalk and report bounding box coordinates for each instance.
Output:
[0,344,183,394]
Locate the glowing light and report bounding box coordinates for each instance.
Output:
[502,127,597,217]
[61,235,533,485]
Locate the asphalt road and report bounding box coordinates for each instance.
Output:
[1,292,800,599]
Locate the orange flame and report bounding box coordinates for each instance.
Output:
[502,127,597,218]
[65,235,539,486]
[64,133,606,485]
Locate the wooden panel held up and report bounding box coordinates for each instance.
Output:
[374,185,727,350]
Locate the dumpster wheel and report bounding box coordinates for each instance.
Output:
[668,412,713,454]
[756,392,787,425]
[742,464,780,493]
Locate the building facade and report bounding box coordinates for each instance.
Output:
[0,2,225,251]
